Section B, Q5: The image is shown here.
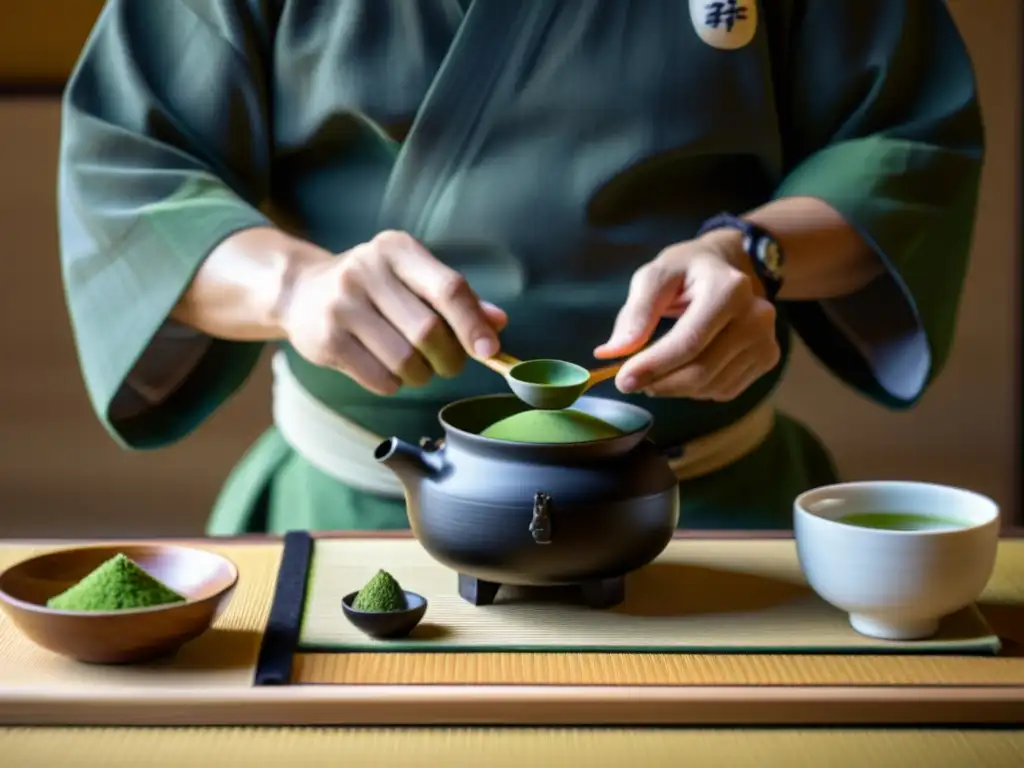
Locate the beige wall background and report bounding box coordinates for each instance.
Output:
[0,1,1019,537]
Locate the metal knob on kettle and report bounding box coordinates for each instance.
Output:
[529,491,553,545]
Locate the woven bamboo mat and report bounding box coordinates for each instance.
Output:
[1,538,1022,727]
[2,727,1023,768]
[300,539,1001,653]
[295,539,1015,688]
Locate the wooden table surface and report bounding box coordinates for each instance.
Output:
[1,531,1021,766]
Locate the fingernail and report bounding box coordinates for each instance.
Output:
[596,341,624,358]
[474,337,498,358]
[619,375,639,393]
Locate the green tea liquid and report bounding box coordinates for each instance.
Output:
[839,512,966,531]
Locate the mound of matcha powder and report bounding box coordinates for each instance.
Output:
[481,409,623,444]
[46,553,185,612]
[353,570,407,612]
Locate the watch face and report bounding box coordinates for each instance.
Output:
[757,238,784,280]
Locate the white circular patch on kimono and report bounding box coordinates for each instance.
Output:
[689,0,757,50]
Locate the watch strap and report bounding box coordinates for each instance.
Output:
[697,212,785,302]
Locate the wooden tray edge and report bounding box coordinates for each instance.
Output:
[6,528,1021,546]
[1,684,1022,726]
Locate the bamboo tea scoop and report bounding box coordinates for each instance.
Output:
[480,352,629,410]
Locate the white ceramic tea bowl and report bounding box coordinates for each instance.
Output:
[794,481,1000,641]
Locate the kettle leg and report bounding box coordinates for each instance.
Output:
[458,573,501,606]
[579,576,626,609]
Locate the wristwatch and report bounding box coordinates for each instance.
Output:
[697,212,785,302]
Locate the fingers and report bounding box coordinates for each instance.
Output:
[639,302,780,401]
[376,231,502,359]
[639,319,750,396]
[480,301,509,331]
[616,263,755,392]
[594,259,684,359]
[317,232,508,390]
[705,359,766,402]
[321,330,402,397]
[348,250,467,378]
[645,346,771,402]
[335,287,435,387]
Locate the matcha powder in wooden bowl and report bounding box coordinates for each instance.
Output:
[46,553,186,612]
[480,409,624,444]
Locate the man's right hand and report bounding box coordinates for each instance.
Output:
[280,230,507,396]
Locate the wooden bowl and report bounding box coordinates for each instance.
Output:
[0,544,238,664]
[341,590,427,639]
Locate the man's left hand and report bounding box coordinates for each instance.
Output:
[595,230,781,402]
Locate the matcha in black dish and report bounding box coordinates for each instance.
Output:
[342,570,428,640]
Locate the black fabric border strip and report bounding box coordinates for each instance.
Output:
[253,530,314,686]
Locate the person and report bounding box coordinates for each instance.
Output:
[57,0,984,534]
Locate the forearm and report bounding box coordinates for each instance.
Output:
[170,226,326,341]
[701,196,885,301]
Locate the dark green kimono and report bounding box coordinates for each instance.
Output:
[58,0,983,534]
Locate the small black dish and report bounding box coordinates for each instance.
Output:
[341,590,428,639]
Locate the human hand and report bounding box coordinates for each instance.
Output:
[594,230,780,401]
[281,230,507,396]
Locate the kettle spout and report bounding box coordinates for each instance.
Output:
[374,437,440,494]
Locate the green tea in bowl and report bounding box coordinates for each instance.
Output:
[837,511,968,532]
[793,481,1000,642]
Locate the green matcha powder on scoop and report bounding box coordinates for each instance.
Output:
[353,569,407,612]
[46,553,186,612]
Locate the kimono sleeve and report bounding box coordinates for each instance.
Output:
[58,0,277,448]
[770,0,984,409]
